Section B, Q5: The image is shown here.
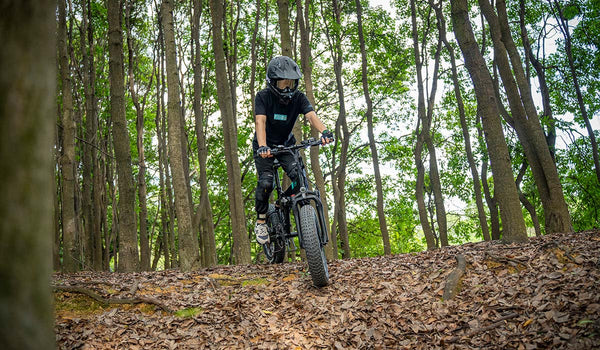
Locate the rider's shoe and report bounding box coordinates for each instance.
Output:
[255,222,270,245]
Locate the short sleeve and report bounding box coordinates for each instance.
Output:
[299,93,314,115]
[255,92,267,116]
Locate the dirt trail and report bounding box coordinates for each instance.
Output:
[55,231,600,349]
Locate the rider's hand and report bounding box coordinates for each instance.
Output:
[257,145,272,158]
[320,129,334,144]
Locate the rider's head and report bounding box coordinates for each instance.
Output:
[266,56,302,105]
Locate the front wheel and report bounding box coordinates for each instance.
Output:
[299,205,329,287]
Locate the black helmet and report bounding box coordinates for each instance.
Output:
[266,56,302,104]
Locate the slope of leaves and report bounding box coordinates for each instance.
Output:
[54,230,600,349]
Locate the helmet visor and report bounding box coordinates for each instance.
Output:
[276,79,296,90]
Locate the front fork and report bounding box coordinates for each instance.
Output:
[291,188,329,249]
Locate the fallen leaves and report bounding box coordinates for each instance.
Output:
[55,230,600,349]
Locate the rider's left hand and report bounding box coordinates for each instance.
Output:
[321,129,334,144]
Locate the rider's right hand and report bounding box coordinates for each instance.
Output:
[257,145,272,158]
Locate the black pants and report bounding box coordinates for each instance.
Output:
[254,145,301,219]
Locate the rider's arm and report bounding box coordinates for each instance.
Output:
[256,114,268,146]
[305,111,326,133]
[306,111,333,144]
[255,114,272,157]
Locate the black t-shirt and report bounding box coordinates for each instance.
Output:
[253,88,314,147]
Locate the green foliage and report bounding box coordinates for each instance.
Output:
[55,0,600,272]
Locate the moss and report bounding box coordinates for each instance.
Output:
[242,277,270,287]
[174,307,203,318]
[54,292,108,318]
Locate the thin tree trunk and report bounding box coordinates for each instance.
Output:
[86,0,103,271]
[59,0,79,272]
[450,0,528,243]
[355,0,391,255]
[126,0,151,271]
[297,0,333,260]
[192,0,217,267]
[433,1,490,242]
[330,0,351,259]
[250,0,261,118]
[550,0,600,186]
[411,0,437,250]
[516,160,542,237]
[0,1,56,347]
[81,0,94,270]
[162,0,200,271]
[277,0,293,58]
[209,0,251,264]
[519,0,556,158]
[155,76,171,269]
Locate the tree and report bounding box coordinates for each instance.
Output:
[480,0,572,234]
[126,0,153,271]
[410,0,444,249]
[162,0,201,271]
[549,0,600,185]
[192,0,217,267]
[0,0,56,347]
[209,0,252,264]
[433,0,491,242]
[355,0,391,254]
[451,0,528,243]
[297,0,334,260]
[58,0,79,272]
[108,0,140,271]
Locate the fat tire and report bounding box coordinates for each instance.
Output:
[263,204,286,264]
[299,205,329,287]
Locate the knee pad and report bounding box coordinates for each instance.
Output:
[256,172,274,197]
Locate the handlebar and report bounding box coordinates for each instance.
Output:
[269,137,332,156]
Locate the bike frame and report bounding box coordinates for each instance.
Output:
[270,139,329,249]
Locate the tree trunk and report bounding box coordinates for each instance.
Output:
[277,0,293,58]
[518,0,556,159]
[193,0,217,267]
[480,0,572,234]
[297,0,333,260]
[450,0,528,243]
[80,0,95,270]
[209,0,251,264]
[480,130,500,240]
[249,0,261,118]
[433,1,490,242]
[411,0,437,250]
[0,0,56,347]
[126,0,151,271]
[516,160,542,237]
[330,0,351,259]
[356,0,391,255]
[108,0,139,272]
[59,0,79,272]
[162,0,200,271]
[551,0,600,185]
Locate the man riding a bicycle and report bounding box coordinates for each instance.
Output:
[253,56,333,245]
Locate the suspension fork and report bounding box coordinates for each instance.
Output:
[291,192,329,249]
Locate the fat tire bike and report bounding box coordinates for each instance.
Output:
[260,138,330,287]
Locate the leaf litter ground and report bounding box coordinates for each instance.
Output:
[54,230,600,349]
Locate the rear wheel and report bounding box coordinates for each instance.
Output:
[299,205,329,287]
[263,204,286,264]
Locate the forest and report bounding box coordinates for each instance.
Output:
[2,0,600,348]
[48,0,600,272]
